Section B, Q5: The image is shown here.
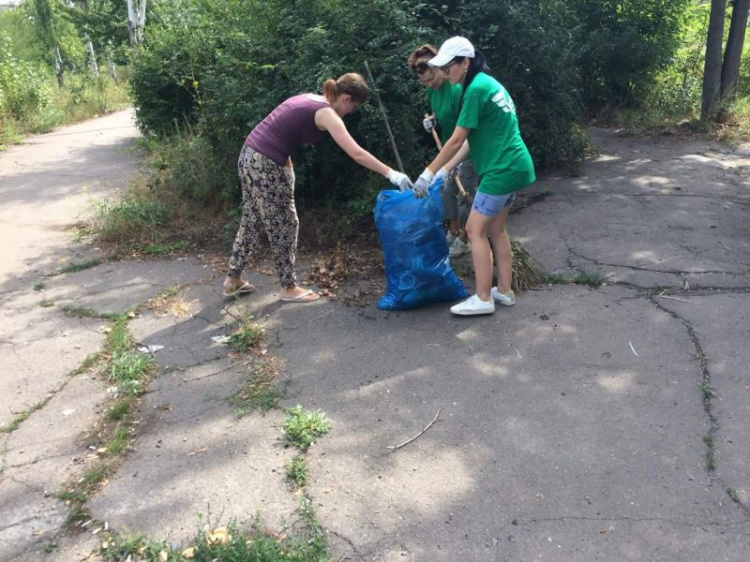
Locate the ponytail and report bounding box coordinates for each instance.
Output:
[322,73,370,104]
[459,50,489,110]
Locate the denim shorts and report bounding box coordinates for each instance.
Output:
[472,192,516,217]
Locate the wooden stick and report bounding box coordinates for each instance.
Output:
[425,113,468,199]
[387,408,441,451]
[365,61,404,173]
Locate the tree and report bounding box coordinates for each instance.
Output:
[30,0,65,87]
[701,0,750,121]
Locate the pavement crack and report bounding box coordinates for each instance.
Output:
[526,515,748,529]
[568,248,746,276]
[648,297,750,520]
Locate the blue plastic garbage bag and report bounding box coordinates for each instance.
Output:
[374,178,468,310]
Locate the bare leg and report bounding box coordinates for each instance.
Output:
[464,210,495,301]
[488,206,513,294]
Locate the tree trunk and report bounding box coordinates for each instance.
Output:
[54,46,64,88]
[701,0,726,121]
[720,0,750,104]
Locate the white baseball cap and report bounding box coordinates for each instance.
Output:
[428,36,475,68]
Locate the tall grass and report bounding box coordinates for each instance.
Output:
[0,66,130,149]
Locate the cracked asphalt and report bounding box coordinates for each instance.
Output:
[1,111,749,561]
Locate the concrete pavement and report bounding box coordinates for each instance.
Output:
[1,113,749,561]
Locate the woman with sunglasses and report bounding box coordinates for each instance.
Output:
[223,73,412,302]
[407,45,477,259]
[413,37,535,316]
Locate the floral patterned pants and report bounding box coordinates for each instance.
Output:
[228,146,299,289]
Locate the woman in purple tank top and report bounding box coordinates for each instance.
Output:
[223,73,412,302]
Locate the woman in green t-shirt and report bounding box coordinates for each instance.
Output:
[413,36,536,316]
[407,44,477,259]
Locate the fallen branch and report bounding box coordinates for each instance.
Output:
[387,408,441,452]
[656,292,691,303]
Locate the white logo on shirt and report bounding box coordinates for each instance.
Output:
[492,91,516,114]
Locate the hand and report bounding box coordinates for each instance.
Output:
[386,168,413,192]
[433,167,449,186]
[422,115,436,133]
[413,168,434,198]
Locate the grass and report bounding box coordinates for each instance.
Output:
[283,406,331,452]
[106,426,130,455]
[227,319,265,353]
[574,271,604,287]
[56,258,102,275]
[104,501,330,561]
[543,273,569,285]
[61,304,110,319]
[231,362,282,416]
[33,281,45,291]
[726,488,741,504]
[106,397,135,421]
[286,455,309,488]
[109,351,153,395]
[40,299,54,307]
[699,381,715,401]
[703,435,716,472]
[140,240,188,255]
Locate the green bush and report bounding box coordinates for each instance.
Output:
[0,33,51,120]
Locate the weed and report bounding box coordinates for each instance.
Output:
[33,281,45,291]
[232,361,282,416]
[70,353,102,376]
[543,273,569,285]
[574,271,604,287]
[106,427,130,455]
[61,304,104,319]
[92,194,170,247]
[227,319,264,353]
[82,464,109,492]
[105,315,133,354]
[699,381,715,401]
[57,258,102,275]
[286,455,309,487]
[703,435,716,471]
[140,240,188,255]
[1,411,29,434]
[726,488,741,504]
[109,350,153,395]
[283,406,331,451]
[40,299,54,307]
[106,397,134,421]
[43,540,57,553]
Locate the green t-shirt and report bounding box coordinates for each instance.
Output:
[457,72,535,195]
[426,80,462,145]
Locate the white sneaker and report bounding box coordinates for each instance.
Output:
[491,287,516,306]
[450,294,495,316]
[448,238,471,257]
[446,231,458,245]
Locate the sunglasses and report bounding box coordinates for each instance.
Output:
[412,61,432,75]
[440,60,460,73]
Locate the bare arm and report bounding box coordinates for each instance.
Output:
[428,127,470,174]
[444,140,470,173]
[315,107,390,176]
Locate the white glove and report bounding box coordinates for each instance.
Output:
[433,167,449,185]
[413,168,434,198]
[422,115,436,133]
[386,168,413,192]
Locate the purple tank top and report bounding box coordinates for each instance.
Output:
[245,94,330,165]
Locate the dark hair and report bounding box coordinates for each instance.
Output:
[322,73,370,104]
[458,50,489,110]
